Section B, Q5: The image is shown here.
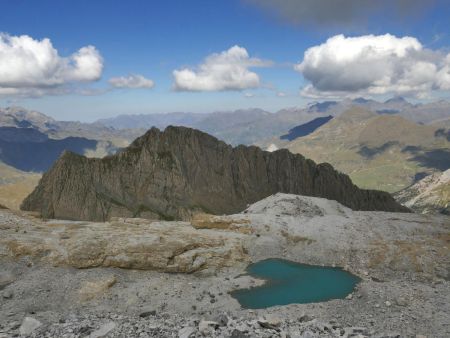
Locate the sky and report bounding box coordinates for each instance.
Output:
[0,0,449,121]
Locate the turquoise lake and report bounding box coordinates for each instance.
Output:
[230,258,361,309]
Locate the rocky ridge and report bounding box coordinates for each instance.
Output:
[21,126,407,221]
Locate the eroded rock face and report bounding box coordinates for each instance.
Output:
[0,216,249,273]
[21,126,408,221]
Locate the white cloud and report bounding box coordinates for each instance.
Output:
[244,92,255,98]
[173,45,271,91]
[109,74,154,89]
[276,91,287,97]
[267,144,279,152]
[296,34,450,98]
[0,33,103,96]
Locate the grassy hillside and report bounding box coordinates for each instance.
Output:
[286,107,450,193]
[0,162,41,210]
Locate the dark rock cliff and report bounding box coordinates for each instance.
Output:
[21,126,409,221]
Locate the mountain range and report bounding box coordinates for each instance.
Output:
[96,108,331,146]
[1,97,449,213]
[0,107,147,172]
[0,106,142,145]
[21,126,408,221]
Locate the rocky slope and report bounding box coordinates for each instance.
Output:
[394,169,450,214]
[1,194,449,337]
[21,126,407,221]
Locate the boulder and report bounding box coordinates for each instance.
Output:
[178,326,196,338]
[198,320,219,334]
[19,317,42,336]
[88,321,116,338]
[0,272,15,290]
[77,276,117,302]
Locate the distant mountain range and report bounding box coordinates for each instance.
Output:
[95,96,450,146]
[96,108,331,146]
[303,96,450,125]
[0,97,449,209]
[0,126,101,172]
[0,106,143,146]
[0,107,147,173]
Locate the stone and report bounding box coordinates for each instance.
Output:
[78,276,117,302]
[0,272,15,290]
[88,321,116,338]
[229,329,250,338]
[385,301,392,307]
[299,314,314,323]
[215,314,229,327]
[139,308,157,318]
[19,317,42,336]
[178,326,196,338]
[2,290,13,299]
[198,320,219,334]
[395,297,408,307]
[265,315,282,327]
[21,126,408,221]
[258,315,282,329]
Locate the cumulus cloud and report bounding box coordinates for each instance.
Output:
[173,45,271,91]
[244,0,429,27]
[267,144,279,152]
[295,34,450,98]
[0,33,103,96]
[109,74,154,89]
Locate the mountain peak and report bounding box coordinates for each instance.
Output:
[21,126,408,221]
[384,96,408,104]
[338,106,377,122]
[352,97,373,104]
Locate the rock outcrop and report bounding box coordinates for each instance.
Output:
[0,213,248,273]
[394,169,450,214]
[21,126,408,221]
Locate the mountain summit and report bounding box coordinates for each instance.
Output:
[21,126,408,221]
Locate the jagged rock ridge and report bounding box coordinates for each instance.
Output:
[21,126,408,221]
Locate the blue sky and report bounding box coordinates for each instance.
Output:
[0,0,449,121]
